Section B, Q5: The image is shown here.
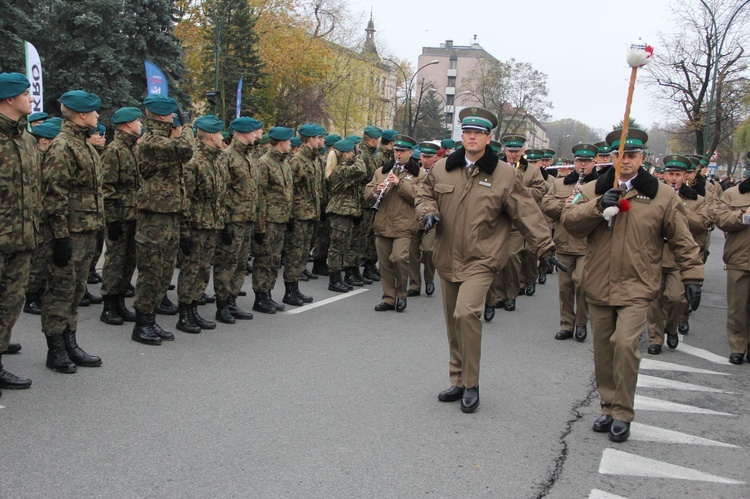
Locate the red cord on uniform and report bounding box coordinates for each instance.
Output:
[619,199,631,212]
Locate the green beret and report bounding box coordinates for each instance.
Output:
[594,141,611,155]
[606,129,648,151]
[31,121,61,139]
[419,142,439,155]
[663,154,691,171]
[441,139,456,149]
[290,136,302,147]
[268,126,294,141]
[230,117,263,133]
[489,140,502,153]
[526,148,545,161]
[571,143,598,159]
[143,95,178,115]
[542,149,555,158]
[393,134,416,150]
[194,115,224,133]
[298,123,320,137]
[324,134,342,146]
[345,135,362,144]
[314,125,327,136]
[46,117,62,127]
[60,90,101,113]
[455,140,463,150]
[459,106,498,131]
[89,123,106,136]
[412,148,421,160]
[381,129,399,141]
[333,139,355,153]
[111,107,142,125]
[363,125,383,139]
[28,112,48,123]
[502,135,526,151]
[0,72,30,99]
[259,134,270,145]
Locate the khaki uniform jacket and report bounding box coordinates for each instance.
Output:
[288,144,322,221]
[101,130,140,223]
[500,155,548,203]
[661,186,711,270]
[256,147,292,231]
[714,179,750,271]
[562,167,704,306]
[183,142,227,230]
[220,139,258,224]
[364,157,425,239]
[415,146,555,282]
[542,170,598,256]
[0,113,40,252]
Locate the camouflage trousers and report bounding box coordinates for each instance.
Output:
[283,219,315,283]
[213,221,253,302]
[252,221,285,293]
[42,231,97,335]
[0,250,32,351]
[327,214,355,272]
[311,218,330,262]
[178,228,217,305]
[89,228,104,273]
[26,239,46,293]
[101,220,136,296]
[350,209,375,265]
[133,212,179,314]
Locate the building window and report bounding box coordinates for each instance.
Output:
[449,57,457,69]
[446,95,454,105]
[447,76,456,86]
[446,112,454,124]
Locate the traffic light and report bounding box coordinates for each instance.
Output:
[205,90,219,107]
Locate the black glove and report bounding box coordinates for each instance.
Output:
[423,213,441,233]
[107,221,122,241]
[254,231,265,245]
[52,237,73,268]
[286,219,295,232]
[542,253,568,273]
[352,216,362,227]
[685,283,702,311]
[178,109,191,127]
[179,236,194,256]
[599,188,624,210]
[221,224,234,245]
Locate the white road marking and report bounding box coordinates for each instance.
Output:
[637,375,734,393]
[281,289,369,314]
[599,449,745,484]
[589,489,629,499]
[634,395,733,416]
[675,338,732,365]
[628,422,739,448]
[640,358,730,375]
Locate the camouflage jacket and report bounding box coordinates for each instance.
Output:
[373,146,394,170]
[288,143,323,221]
[43,120,104,238]
[326,156,367,217]
[101,130,140,223]
[0,113,40,252]
[221,140,258,224]
[184,142,228,230]
[136,118,193,214]
[359,142,379,205]
[257,147,293,231]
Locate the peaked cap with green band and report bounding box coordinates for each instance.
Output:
[526,148,544,161]
[363,125,383,139]
[542,149,555,158]
[419,142,439,155]
[662,154,691,171]
[392,134,417,150]
[572,143,598,159]
[489,140,502,153]
[459,106,498,131]
[324,134,342,146]
[594,141,612,154]
[111,107,142,124]
[502,134,526,151]
[605,128,648,151]
[455,140,463,150]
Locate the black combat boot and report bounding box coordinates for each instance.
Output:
[63,329,102,367]
[115,294,136,322]
[352,266,372,285]
[124,283,135,298]
[312,260,329,276]
[148,313,175,341]
[227,297,253,320]
[85,288,103,304]
[283,282,305,306]
[344,267,364,287]
[303,268,318,280]
[45,334,77,373]
[293,282,313,303]
[268,292,285,311]
[132,310,162,345]
[203,292,216,304]
[0,354,32,389]
[253,291,277,314]
[176,303,201,334]
[23,291,42,315]
[190,301,216,330]
[100,295,124,325]
[328,271,349,293]
[362,260,380,282]
[215,299,237,324]
[156,295,178,315]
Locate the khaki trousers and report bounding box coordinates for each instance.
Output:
[496,230,523,300]
[441,274,494,389]
[408,230,435,292]
[646,268,683,345]
[557,253,588,331]
[726,269,750,354]
[589,302,648,422]
[519,246,538,287]
[375,235,410,305]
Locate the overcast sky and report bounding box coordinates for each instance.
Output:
[351,0,675,132]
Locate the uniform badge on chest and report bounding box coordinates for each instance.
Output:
[405,174,413,180]
[479,179,492,187]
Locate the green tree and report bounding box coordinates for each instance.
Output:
[412,84,446,141]
[0,0,35,72]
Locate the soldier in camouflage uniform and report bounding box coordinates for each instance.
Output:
[356,126,383,283]
[373,129,397,169]
[132,96,193,345]
[85,123,107,293]
[213,116,263,324]
[41,90,104,373]
[99,108,142,326]
[311,134,341,276]
[252,126,294,314]
[282,123,326,306]
[175,115,227,334]
[0,73,39,392]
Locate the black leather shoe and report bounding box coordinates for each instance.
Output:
[215,300,237,324]
[647,344,662,355]
[303,268,317,280]
[609,420,631,442]
[592,414,613,433]
[504,298,516,311]
[525,284,536,296]
[23,292,42,315]
[374,302,395,311]
[537,273,547,285]
[124,284,135,298]
[425,282,435,296]
[518,287,526,296]
[729,353,744,365]
[460,386,479,413]
[438,386,464,402]
[156,295,178,315]
[747,346,750,363]
[574,324,587,342]
[407,289,420,297]
[493,300,503,309]
[666,332,679,349]
[0,367,32,390]
[483,305,495,322]
[555,329,573,340]
[5,343,21,354]
[678,321,689,335]
[238,290,247,296]
[396,298,407,312]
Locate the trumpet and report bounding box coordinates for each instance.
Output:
[372,178,390,211]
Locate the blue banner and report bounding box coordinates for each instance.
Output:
[144,61,168,96]
[236,77,243,119]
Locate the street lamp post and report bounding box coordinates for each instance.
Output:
[385,58,409,132]
[386,59,439,135]
[557,134,571,156]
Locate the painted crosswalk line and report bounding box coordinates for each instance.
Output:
[589,489,629,499]
[599,449,745,484]
[674,338,732,365]
[634,395,733,416]
[640,358,730,375]
[282,288,369,314]
[637,374,734,393]
[628,422,739,447]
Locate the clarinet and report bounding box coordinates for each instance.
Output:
[372,178,390,211]
[569,170,585,205]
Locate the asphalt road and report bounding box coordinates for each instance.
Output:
[1,229,748,498]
